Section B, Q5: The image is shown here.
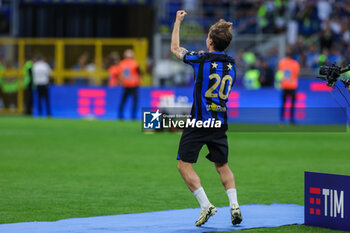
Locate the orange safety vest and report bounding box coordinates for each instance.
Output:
[278,58,300,90]
[117,58,140,88]
[108,65,119,87]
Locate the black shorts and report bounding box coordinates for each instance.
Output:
[177,127,228,164]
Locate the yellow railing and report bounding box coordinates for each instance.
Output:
[0,37,149,113]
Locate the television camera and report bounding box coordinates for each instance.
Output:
[317,64,350,88]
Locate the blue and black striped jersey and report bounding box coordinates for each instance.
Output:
[183,51,236,125]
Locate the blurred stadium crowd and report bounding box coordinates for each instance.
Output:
[0,0,350,94]
[177,0,350,71]
[155,0,350,87]
[240,0,350,70]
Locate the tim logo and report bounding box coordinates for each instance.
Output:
[305,171,350,231]
[309,187,344,218]
[143,109,161,129]
[77,89,106,116]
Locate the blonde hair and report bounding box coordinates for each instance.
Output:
[208,19,233,51]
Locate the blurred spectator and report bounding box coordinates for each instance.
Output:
[257,1,269,32]
[118,49,141,120]
[202,0,230,19]
[243,63,260,90]
[342,45,350,66]
[0,60,18,109]
[86,58,97,85]
[183,0,198,13]
[0,60,4,108]
[158,0,350,79]
[342,24,350,43]
[328,47,342,64]
[296,2,319,37]
[242,51,256,67]
[305,44,319,70]
[23,57,35,115]
[287,18,298,45]
[259,60,274,87]
[153,54,186,86]
[266,48,279,70]
[293,37,306,68]
[32,56,52,117]
[329,16,342,38]
[318,51,327,67]
[274,0,287,33]
[317,0,332,21]
[108,53,120,87]
[278,49,300,124]
[320,20,334,51]
[104,51,120,69]
[235,2,258,34]
[73,51,91,85]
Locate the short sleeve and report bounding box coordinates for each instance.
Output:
[183,51,205,65]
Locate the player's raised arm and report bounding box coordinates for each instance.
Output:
[171,10,188,60]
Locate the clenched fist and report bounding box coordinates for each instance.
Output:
[176,10,187,22]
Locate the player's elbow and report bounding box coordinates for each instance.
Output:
[170,46,177,56]
[170,42,180,55]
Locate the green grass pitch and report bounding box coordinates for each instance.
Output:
[0,117,349,233]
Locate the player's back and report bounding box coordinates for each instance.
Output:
[183,51,236,125]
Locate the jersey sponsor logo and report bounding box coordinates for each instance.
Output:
[206,103,227,112]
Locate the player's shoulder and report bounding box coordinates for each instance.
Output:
[225,54,236,64]
[119,59,134,68]
[131,59,139,65]
[183,51,206,62]
[205,52,235,62]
